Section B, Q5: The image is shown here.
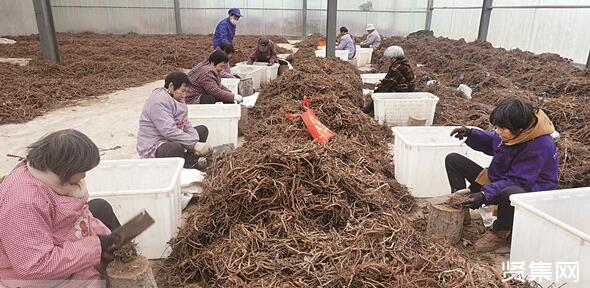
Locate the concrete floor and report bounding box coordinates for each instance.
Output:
[0,80,159,175]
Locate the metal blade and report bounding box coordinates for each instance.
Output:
[111,210,155,247]
[211,143,235,156]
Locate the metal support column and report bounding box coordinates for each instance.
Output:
[302,0,308,37]
[32,0,60,63]
[586,49,590,70]
[425,0,434,31]
[326,0,337,58]
[477,0,493,41]
[173,0,182,34]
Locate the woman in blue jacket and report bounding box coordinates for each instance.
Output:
[446,98,558,252]
[213,8,241,49]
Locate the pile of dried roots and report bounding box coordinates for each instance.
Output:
[159,51,528,287]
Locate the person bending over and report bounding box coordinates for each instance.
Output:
[446,98,558,252]
[186,51,243,104]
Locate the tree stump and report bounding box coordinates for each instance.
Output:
[426,204,465,245]
[407,116,427,126]
[106,255,157,288]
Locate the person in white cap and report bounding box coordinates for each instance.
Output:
[360,24,381,49]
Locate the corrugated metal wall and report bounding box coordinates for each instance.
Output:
[0,0,588,64]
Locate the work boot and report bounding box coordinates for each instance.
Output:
[475,230,510,252]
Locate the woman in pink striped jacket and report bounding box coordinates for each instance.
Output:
[0,130,119,288]
[186,50,243,104]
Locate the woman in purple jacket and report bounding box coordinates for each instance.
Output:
[446,98,558,252]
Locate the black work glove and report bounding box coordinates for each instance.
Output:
[450,126,472,140]
[463,192,486,209]
[98,234,117,263]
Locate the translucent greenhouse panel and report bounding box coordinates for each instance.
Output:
[487,7,590,64]
[431,8,481,41]
[0,1,38,35]
[52,6,176,34]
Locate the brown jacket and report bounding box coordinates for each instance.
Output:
[247,40,278,64]
[376,57,416,93]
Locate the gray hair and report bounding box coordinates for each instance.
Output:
[26,129,100,184]
[384,46,405,59]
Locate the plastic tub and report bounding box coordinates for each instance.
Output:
[353,46,373,67]
[314,49,349,61]
[360,73,387,85]
[221,78,240,94]
[231,65,264,90]
[510,188,589,287]
[86,158,184,259]
[236,62,280,84]
[187,104,241,147]
[391,126,492,197]
[371,92,439,126]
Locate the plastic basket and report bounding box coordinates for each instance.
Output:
[360,73,387,84]
[353,46,373,67]
[86,158,184,259]
[236,62,280,84]
[391,126,493,197]
[510,188,589,287]
[220,78,240,94]
[371,92,439,126]
[314,49,349,61]
[231,66,264,90]
[187,104,241,147]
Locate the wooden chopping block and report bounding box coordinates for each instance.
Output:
[407,116,427,126]
[107,255,157,288]
[426,203,465,245]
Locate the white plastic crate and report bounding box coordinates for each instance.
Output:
[353,46,373,67]
[360,73,386,84]
[237,62,279,84]
[220,78,240,94]
[372,92,439,126]
[314,49,349,61]
[391,126,493,197]
[187,104,241,147]
[231,65,264,90]
[510,188,589,288]
[86,158,184,259]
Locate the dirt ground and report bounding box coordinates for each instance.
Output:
[0,33,289,125]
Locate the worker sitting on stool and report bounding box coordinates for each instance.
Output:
[186,50,243,105]
[246,37,278,66]
[360,24,381,49]
[362,46,416,114]
[446,98,558,252]
[137,71,213,169]
[336,26,356,60]
[0,129,121,286]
